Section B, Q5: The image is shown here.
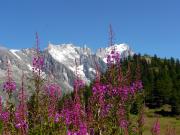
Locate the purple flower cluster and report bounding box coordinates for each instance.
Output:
[2,59,16,93]
[92,83,107,95]
[119,119,128,129]
[15,120,28,130]
[65,100,82,127]
[14,77,28,134]
[73,79,85,92]
[32,33,44,73]
[15,110,28,132]
[109,81,143,101]
[0,111,10,123]
[3,81,16,92]
[60,77,88,134]
[107,50,120,65]
[117,105,129,129]
[101,104,112,117]
[151,119,160,135]
[92,83,107,116]
[54,112,61,123]
[132,80,143,91]
[32,56,44,71]
[45,83,62,122]
[62,102,81,128]
[45,83,61,98]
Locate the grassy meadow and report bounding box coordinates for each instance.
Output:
[142,106,180,135]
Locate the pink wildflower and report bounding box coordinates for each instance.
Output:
[151,119,160,135]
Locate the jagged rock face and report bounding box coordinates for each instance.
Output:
[45,43,107,87]
[0,43,134,96]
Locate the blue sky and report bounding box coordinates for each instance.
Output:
[0,0,180,59]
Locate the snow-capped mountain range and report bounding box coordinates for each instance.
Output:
[0,43,134,96]
[96,44,134,63]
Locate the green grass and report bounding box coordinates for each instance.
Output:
[142,106,180,135]
[143,116,180,135]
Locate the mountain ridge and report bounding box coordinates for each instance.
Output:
[0,43,134,95]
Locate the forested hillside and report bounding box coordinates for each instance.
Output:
[123,54,180,115]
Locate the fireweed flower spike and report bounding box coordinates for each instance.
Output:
[0,97,10,124]
[151,118,160,135]
[32,32,44,75]
[0,96,2,113]
[0,57,16,135]
[45,82,62,121]
[0,111,10,123]
[62,59,87,134]
[74,58,85,91]
[2,58,16,94]
[29,32,46,132]
[14,72,28,134]
[137,105,145,135]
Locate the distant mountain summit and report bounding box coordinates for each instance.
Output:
[0,43,134,95]
[96,43,134,63]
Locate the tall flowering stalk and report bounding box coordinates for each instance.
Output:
[28,32,45,131]
[32,33,45,100]
[62,59,87,135]
[0,96,11,134]
[0,96,2,114]
[137,105,145,135]
[85,25,144,135]
[2,57,16,97]
[32,32,44,75]
[0,58,16,134]
[151,118,160,135]
[45,82,61,122]
[41,76,63,134]
[15,72,28,134]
